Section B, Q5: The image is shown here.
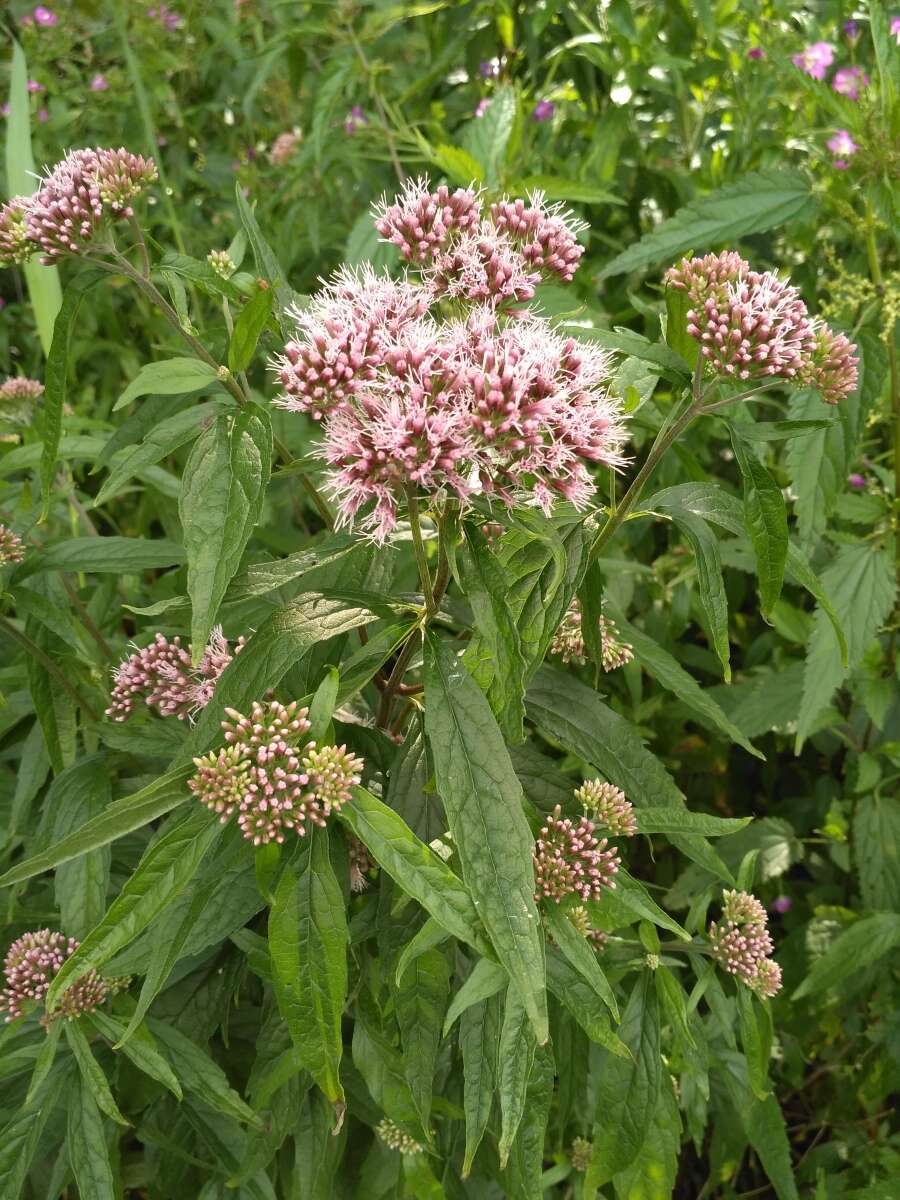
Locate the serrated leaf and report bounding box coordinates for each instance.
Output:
[793,913,900,999]
[51,756,111,939]
[68,1073,116,1200]
[543,904,618,1020]
[666,507,731,680]
[737,988,772,1101]
[563,323,691,380]
[599,170,813,279]
[234,182,296,334]
[853,796,900,911]
[429,143,485,186]
[180,403,272,658]
[461,84,516,185]
[228,286,274,374]
[729,429,787,616]
[611,1081,681,1200]
[546,950,630,1055]
[497,984,536,1168]
[635,808,750,836]
[501,1043,553,1199]
[64,1022,129,1126]
[796,544,895,748]
[516,174,624,206]
[113,357,220,412]
[269,833,348,1103]
[17,536,185,579]
[424,633,548,1043]
[86,1010,182,1099]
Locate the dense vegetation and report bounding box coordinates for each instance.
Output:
[1,2,898,1198]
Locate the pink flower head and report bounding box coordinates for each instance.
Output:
[191,699,363,844]
[770,895,792,914]
[832,65,868,99]
[1,929,125,1023]
[344,105,367,135]
[0,524,26,566]
[33,5,57,25]
[269,130,300,165]
[428,224,540,305]
[533,804,620,903]
[90,74,109,92]
[490,192,586,283]
[37,108,49,124]
[799,322,859,404]
[0,375,44,425]
[549,599,634,667]
[348,836,374,891]
[843,19,860,40]
[0,198,32,267]
[847,472,867,490]
[106,626,244,722]
[374,178,482,264]
[792,41,835,80]
[27,80,44,93]
[575,779,637,837]
[892,16,900,43]
[826,129,859,158]
[747,47,764,59]
[709,889,782,997]
[148,3,182,30]
[532,99,555,122]
[665,251,748,301]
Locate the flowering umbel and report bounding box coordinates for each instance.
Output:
[533,805,620,903]
[1,929,127,1023]
[106,626,244,722]
[0,147,156,266]
[708,889,783,998]
[548,599,634,671]
[271,180,626,540]
[666,251,858,404]
[575,779,637,837]
[189,700,364,845]
[0,524,26,566]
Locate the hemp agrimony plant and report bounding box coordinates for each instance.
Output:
[0,152,864,1200]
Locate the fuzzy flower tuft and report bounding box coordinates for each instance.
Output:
[106,626,243,722]
[826,129,859,162]
[791,41,835,80]
[374,179,482,263]
[348,836,374,892]
[1,929,127,1023]
[0,524,26,566]
[548,600,633,671]
[709,889,782,998]
[269,130,301,166]
[376,1118,423,1154]
[832,65,868,99]
[575,779,637,836]
[568,904,608,948]
[800,323,859,404]
[190,700,364,845]
[0,198,31,267]
[489,192,586,283]
[533,804,620,903]
[207,249,236,279]
[599,613,634,671]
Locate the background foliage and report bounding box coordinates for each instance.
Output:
[1,1,899,1198]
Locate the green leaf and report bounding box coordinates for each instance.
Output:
[585,973,660,1187]
[234,183,296,336]
[424,633,548,1043]
[515,174,625,206]
[545,950,630,1056]
[729,429,787,617]
[94,398,231,507]
[269,833,348,1103]
[113,357,220,412]
[185,593,377,760]
[634,808,750,836]
[459,523,528,741]
[67,1073,116,1200]
[18,536,185,578]
[228,286,274,374]
[497,985,537,1168]
[395,946,450,1133]
[501,1043,554,1200]
[665,507,731,680]
[793,913,900,999]
[45,808,221,1010]
[598,869,691,941]
[738,419,836,442]
[459,995,500,1175]
[180,403,272,658]
[562,324,691,380]
[461,84,516,185]
[853,796,900,911]
[664,285,698,365]
[64,1022,129,1126]
[721,1054,798,1200]
[39,274,99,518]
[611,1081,681,1200]
[527,667,732,882]
[796,545,896,748]
[655,967,696,1049]
[0,1061,68,1200]
[25,1019,62,1105]
[428,143,486,186]
[147,1018,263,1127]
[51,756,111,939]
[0,767,191,890]
[307,667,340,745]
[599,170,814,279]
[5,41,62,353]
[443,959,509,1035]
[340,787,489,954]
[603,604,763,758]
[737,988,772,1101]
[543,904,618,1019]
[86,1010,182,1099]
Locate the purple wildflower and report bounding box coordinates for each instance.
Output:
[709,889,782,998]
[770,895,792,914]
[90,74,109,92]
[490,192,586,283]
[747,47,764,59]
[792,42,835,80]
[374,179,482,264]
[33,6,57,27]
[1,929,126,1023]
[106,627,243,722]
[27,80,44,93]
[344,105,367,135]
[843,19,860,39]
[892,16,900,43]
[148,4,182,30]
[532,99,556,122]
[826,129,859,160]
[832,66,868,99]
[479,59,499,78]
[533,805,620,903]
[847,472,867,490]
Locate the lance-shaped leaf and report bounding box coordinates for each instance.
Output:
[459,994,500,1175]
[395,946,450,1133]
[425,633,548,1043]
[68,1073,116,1200]
[64,1022,129,1127]
[729,427,788,617]
[497,985,536,1168]
[269,832,348,1103]
[180,402,272,660]
[113,356,221,412]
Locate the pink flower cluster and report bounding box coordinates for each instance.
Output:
[269,130,301,166]
[533,804,621,903]
[792,40,869,102]
[0,524,26,566]
[0,376,44,425]
[826,129,859,168]
[575,779,637,837]
[0,147,156,267]
[1,929,126,1023]
[666,251,858,403]
[190,700,364,845]
[708,889,783,999]
[272,184,625,540]
[106,626,243,722]
[548,599,634,671]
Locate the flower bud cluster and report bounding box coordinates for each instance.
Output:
[0,376,44,427]
[190,700,364,845]
[575,779,637,837]
[106,626,244,722]
[709,889,783,998]
[0,524,26,566]
[533,805,620,904]
[0,146,156,267]
[375,1117,423,1155]
[548,599,634,672]
[666,251,858,404]
[1,929,127,1023]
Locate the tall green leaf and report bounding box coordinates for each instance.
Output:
[793,913,900,999]
[424,633,548,1043]
[729,428,788,617]
[67,1073,116,1200]
[497,985,537,1168]
[459,995,500,1175]
[180,403,272,659]
[64,1022,129,1127]
[395,946,451,1133]
[51,755,111,939]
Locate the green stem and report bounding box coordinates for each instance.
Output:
[405,489,433,607]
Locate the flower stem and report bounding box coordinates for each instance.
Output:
[405,489,433,608]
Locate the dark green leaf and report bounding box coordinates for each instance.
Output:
[51,756,111,939]
[67,1073,116,1200]
[443,959,508,1035]
[395,946,450,1133]
[64,1022,129,1126]
[148,1018,263,1126]
[228,286,274,374]
[729,429,787,617]
[459,995,500,1176]
[543,904,618,1019]
[793,913,900,999]
[497,984,537,1168]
